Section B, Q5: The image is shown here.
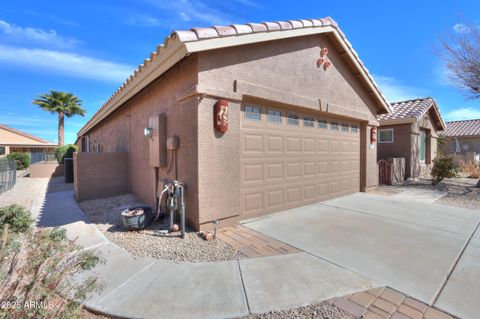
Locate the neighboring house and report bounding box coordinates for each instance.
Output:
[76,17,391,230]
[440,119,480,164]
[377,97,446,180]
[0,124,57,157]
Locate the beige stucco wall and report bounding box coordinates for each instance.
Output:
[74,152,129,201]
[78,33,384,230]
[77,57,200,228]
[0,127,51,146]
[378,112,441,179]
[196,33,381,226]
[30,163,64,178]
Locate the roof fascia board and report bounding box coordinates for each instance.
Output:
[379,118,416,126]
[78,41,188,136]
[184,26,334,53]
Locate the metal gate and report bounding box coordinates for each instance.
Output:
[378,159,391,185]
[0,160,16,194]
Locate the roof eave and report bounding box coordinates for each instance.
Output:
[78,40,188,137]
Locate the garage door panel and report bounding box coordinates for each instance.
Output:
[240,106,360,218]
[303,184,316,200]
[286,187,302,203]
[286,137,301,153]
[243,134,263,153]
[266,162,283,181]
[242,163,263,184]
[266,135,283,153]
[303,138,316,153]
[243,192,264,213]
[286,162,301,178]
[317,139,329,152]
[266,189,284,209]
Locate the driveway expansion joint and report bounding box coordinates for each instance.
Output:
[431,219,480,306]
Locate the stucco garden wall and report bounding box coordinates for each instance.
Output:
[74,152,129,201]
[29,163,64,178]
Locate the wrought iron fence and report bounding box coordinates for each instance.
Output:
[0,160,16,194]
[30,153,58,164]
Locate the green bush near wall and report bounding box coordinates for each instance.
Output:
[6,152,30,170]
[55,144,78,163]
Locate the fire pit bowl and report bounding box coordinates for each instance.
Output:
[120,205,153,231]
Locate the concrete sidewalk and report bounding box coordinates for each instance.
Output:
[32,190,378,319]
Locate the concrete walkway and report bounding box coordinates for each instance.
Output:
[244,192,480,319]
[32,190,378,319]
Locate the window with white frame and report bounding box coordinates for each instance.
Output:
[378,129,394,143]
[419,131,426,162]
[287,114,299,126]
[341,123,350,132]
[318,119,328,129]
[330,122,339,131]
[304,117,315,128]
[267,110,281,124]
[245,106,261,121]
[351,125,359,133]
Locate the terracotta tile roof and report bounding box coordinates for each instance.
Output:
[377,97,446,130]
[78,17,391,136]
[377,97,434,121]
[443,119,480,137]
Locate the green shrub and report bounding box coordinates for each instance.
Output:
[0,204,33,234]
[431,156,455,185]
[6,152,30,169]
[55,144,78,163]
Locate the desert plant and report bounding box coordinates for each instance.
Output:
[6,152,30,170]
[459,160,480,178]
[55,144,78,163]
[431,156,456,185]
[33,91,85,146]
[0,226,102,318]
[0,205,33,234]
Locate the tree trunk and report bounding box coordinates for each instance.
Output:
[58,111,64,146]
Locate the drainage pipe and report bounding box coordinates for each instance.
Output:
[155,186,169,221]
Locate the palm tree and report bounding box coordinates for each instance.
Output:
[33,90,85,146]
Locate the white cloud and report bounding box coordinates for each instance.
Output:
[126,16,162,27]
[453,23,470,34]
[373,75,429,102]
[0,20,79,48]
[0,44,133,83]
[148,0,233,26]
[443,107,480,121]
[231,0,260,8]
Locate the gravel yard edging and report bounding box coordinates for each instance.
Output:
[79,194,246,263]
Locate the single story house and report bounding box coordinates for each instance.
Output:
[75,17,391,230]
[440,119,480,164]
[377,97,446,180]
[0,124,57,157]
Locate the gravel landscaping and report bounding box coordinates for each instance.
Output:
[79,194,246,263]
[0,176,49,210]
[376,177,480,210]
[238,302,354,319]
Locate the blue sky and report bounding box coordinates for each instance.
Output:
[0,0,479,144]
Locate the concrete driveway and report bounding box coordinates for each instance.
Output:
[243,192,480,319]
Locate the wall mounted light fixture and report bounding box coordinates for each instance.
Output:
[144,127,153,138]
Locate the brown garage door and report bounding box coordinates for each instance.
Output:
[240,104,360,218]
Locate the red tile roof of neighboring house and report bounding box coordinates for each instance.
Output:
[377,97,446,130]
[443,119,480,137]
[78,17,391,136]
